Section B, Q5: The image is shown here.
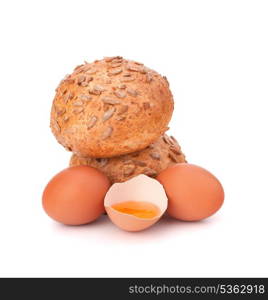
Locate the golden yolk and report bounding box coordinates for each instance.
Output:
[111,201,160,219]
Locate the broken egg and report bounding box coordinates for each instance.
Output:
[104,175,168,232]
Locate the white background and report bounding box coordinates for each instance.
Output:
[0,0,267,277]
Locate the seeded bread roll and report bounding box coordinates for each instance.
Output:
[51,57,174,158]
[69,134,186,183]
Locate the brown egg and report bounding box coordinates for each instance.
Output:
[157,163,224,221]
[42,166,111,225]
[104,175,168,232]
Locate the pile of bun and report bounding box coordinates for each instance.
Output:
[51,56,186,182]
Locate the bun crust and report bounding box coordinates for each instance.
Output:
[50,57,174,157]
[69,134,186,183]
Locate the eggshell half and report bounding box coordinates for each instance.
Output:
[104,175,168,231]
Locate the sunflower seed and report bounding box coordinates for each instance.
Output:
[112,58,123,63]
[115,116,126,121]
[170,136,178,145]
[112,56,123,61]
[74,64,83,71]
[87,116,98,129]
[73,101,83,106]
[110,62,122,68]
[94,84,106,92]
[170,146,181,155]
[114,90,126,98]
[64,127,76,135]
[85,68,97,74]
[123,73,131,77]
[133,160,147,167]
[108,68,122,76]
[63,74,71,80]
[56,107,66,116]
[146,72,153,82]
[79,94,92,101]
[88,85,105,95]
[104,57,114,62]
[103,107,115,121]
[133,61,143,66]
[143,102,150,110]
[140,67,148,74]
[63,115,69,122]
[86,76,93,82]
[62,74,73,83]
[59,88,67,96]
[104,56,123,62]
[123,160,133,165]
[101,97,120,105]
[168,152,180,163]
[82,64,92,72]
[118,105,128,115]
[88,88,99,95]
[96,158,109,167]
[53,121,61,132]
[127,64,143,72]
[118,84,126,89]
[163,135,170,144]
[77,75,86,84]
[63,91,74,104]
[104,78,112,84]
[143,168,157,177]
[163,76,169,86]
[65,146,72,152]
[163,134,174,145]
[101,127,113,139]
[67,78,75,84]
[73,107,84,114]
[81,81,89,87]
[126,88,138,97]
[123,164,136,176]
[120,76,135,82]
[150,152,161,160]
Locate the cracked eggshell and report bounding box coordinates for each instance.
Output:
[104,174,168,232]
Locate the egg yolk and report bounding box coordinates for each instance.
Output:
[111,201,160,219]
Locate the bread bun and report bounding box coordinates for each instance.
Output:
[51,57,174,157]
[70,134,186,183]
